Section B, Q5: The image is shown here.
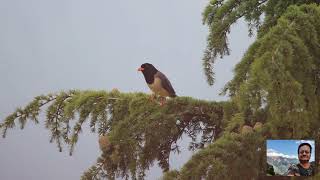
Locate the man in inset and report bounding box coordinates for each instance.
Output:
[286,142,315,176]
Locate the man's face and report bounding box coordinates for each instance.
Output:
[298,145,311,162]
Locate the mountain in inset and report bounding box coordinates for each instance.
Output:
[267,156,299,175]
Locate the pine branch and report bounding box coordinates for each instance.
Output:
[202,0,268,85]
[1,90,226,179]
[201,0,320,85]
[0,94,57,138]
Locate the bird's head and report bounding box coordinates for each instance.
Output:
[138,63,158,84]
[138,63,158,75]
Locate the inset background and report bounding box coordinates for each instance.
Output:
[266,140,315,176]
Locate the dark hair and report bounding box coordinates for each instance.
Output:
[298,143,312,154]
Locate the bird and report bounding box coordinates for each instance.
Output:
[138,63,176,105]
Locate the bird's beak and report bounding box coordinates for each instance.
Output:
[138,67,144,71]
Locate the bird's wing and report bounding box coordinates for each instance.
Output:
[155,71,176,97]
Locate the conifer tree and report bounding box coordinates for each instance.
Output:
[1,1,320,179]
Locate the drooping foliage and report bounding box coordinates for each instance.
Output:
[163,131,266,180]
[224,4,320,139]
[1,1,320,180]
[202,0,319,85]
[0,89,224,179]
[162,3,320,179]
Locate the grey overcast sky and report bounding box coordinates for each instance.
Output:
[0,0,254,179]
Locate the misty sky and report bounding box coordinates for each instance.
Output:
[0,0,254,179]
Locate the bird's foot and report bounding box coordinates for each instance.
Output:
[159,97,167,106]
[149,94,156,102]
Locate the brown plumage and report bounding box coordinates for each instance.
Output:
[138,63,176,104]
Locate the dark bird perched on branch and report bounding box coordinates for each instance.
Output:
[138,63,176,105]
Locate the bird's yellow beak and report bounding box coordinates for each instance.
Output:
[138,67,144,71]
